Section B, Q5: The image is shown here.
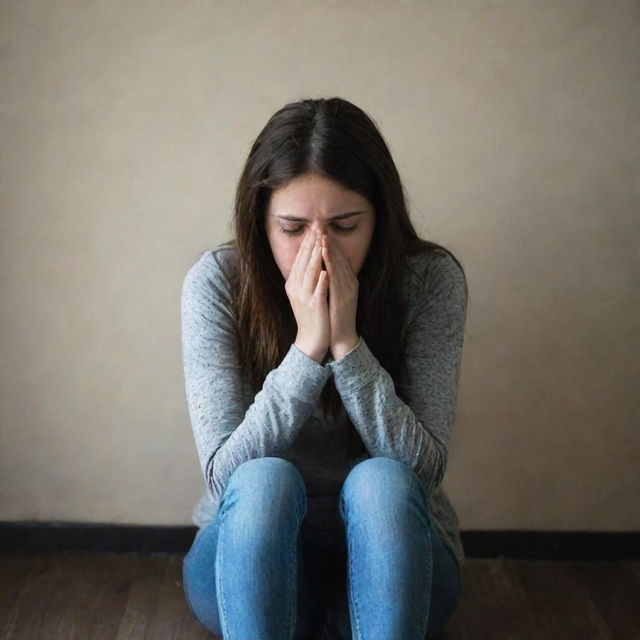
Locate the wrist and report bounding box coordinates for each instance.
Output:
[294,340,327,365]
[331,334,359,361]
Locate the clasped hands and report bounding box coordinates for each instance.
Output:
[285,228,359,364]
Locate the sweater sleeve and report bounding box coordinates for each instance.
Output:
[326,252,467,496]
[180,251,332,501]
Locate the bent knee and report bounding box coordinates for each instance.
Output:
[343,456,414,490]
[341,456,425,509]
[230,456,303,481]
[226,457,306,503]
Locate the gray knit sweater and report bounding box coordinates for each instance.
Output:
[180,244,468,568]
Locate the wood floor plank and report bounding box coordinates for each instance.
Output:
[0,555,39,639]
[1,554,637,639]
[18,553,135,639]
[75,554,139,638]
[568,561,640,639]
[141,554,209,640]
[510,560,612,639]
[4,555,62,638]
[450,559,544,640]
[113,554,168,639]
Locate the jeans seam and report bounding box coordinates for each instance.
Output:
[217,500,231,640]
[426,533,462,638]
[287,502,307,640]
[343,494,363,640]
[419,525,433,640]
[441,538,462,587]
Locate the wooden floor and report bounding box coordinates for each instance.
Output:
[0,553,638,639]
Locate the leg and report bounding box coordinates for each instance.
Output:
[425,521,461,638]
[334,457,461,639]
[324,522,461,640]
[182,457,318,639]
[182,516,223,635]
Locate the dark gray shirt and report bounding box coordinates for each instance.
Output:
[181,244,468,567]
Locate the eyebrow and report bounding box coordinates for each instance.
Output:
[275,211,366,222]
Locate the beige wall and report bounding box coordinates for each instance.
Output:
[1,1,638,531]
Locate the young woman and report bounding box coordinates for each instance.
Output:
[180,96,468,640]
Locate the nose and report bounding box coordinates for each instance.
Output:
[310,223,328,235]
[305,226,328,241]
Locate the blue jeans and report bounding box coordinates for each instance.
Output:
[182,456,461,639]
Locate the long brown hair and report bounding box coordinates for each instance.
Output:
[223,97,468,455]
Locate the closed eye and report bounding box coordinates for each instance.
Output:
[281,224,357,235]
[333,224,357,232]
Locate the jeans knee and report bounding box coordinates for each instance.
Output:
[224,456,307,514]
[340,456,429,520]
[343,456,412,493]
[230,456,304,484]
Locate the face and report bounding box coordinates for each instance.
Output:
[265,172,376,281]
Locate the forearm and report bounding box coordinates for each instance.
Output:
[195,343,331,500]
[327,336,449,494]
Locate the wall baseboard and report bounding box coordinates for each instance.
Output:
[0,522,638,559]
[460,530,639,560]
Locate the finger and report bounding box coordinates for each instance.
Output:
[314,269,329,302]
[302,235,323,292]
[291,228,315,279]
[290,228,316,281]
[321,236,335,277]
[323,236,346,289]
[328,236,347,268]
[319,240,332,288]
[329,238,355,282]
[322,252,342,305]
